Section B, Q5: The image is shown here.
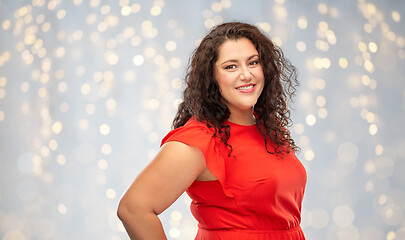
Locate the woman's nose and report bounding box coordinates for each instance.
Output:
[239,68,253,81]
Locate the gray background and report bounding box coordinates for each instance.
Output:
[0,0,404,239]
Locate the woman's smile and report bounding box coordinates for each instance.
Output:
[236,83,256,93]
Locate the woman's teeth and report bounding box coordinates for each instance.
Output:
[237,85,253,90]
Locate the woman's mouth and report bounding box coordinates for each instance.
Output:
[236,84,255,93]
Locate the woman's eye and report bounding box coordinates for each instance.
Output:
[225,65,236,70]
[249,61,259,66]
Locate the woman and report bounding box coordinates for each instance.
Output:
[117,22,307,239]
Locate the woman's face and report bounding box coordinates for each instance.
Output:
[213,37,265,114]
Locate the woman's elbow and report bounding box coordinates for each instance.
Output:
[117,196,136,222]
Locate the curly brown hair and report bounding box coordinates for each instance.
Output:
[173,22,299,155]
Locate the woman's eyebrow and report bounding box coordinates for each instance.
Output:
[220,54,259,66]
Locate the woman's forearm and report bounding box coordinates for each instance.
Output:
[118,209,167,240]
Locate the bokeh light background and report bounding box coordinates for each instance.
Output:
[0,0,404,239]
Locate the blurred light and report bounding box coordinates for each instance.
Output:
[100,124,110,135]
[364,60,374,72]
[306,114,316,126]
[100,5,111,15]
[169,228,181,238]
[2,19,11,30]
[318,21,328,31]
[133,55,144,66]
[52,121,63,134]
[147,99,160,110]
[211,2,222,12]
[171,210,183,221]
[221,0,232,8]
[361,75,371,86]
[42,23,51,33]
[73,0,83,5]
[294,123,304,134]
[366,112,375,123]
[339,58,348,68]
[304,150,315,161]
[86,104,96,115]
[57,9,66,19]
[333,205,355,226]
[318,108,328,119]
[315,40,329,51]
[101,144,112,155]
[48,139,58,151]
[257,22,271,33]
[314,58,331,69]
[364,23,373,33]
[368,42,378,53]
[98,159,108,170]
[105,51,119,65]
[165,41,177,51]
[171,78,182,89]
[358,42,367,52]
[55,47,66,58]
[131,3,142,13]
[204,18,215,29]
[391,11,401,22]
[131,36,142,46]
[121,6,131,16]
[105,98,117,110]
[369,124,378,135]
[316,96,326,107]
[273,5,287,18]
[144,47,156,58]
[318,3,328,14]
[106,188,116,199]
[272,37,282,46]
[297,16,307,29]
[375,144,384,155]
[296,41,306,52]
[56,154,66,165]
[81,83,91,95]
[169,57,181,68]
[364,161,376,174]
[79,118,89,130]
[387,231,396,240]
[202,10,213,19]
[150,6,162,16]
[0,89,5,99]
[58,204,67,214]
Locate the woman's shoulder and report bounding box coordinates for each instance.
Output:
[161,117,214,146]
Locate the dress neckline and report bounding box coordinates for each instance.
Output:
[225,120,257,128]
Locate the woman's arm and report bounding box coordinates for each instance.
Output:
[117,141,206,240]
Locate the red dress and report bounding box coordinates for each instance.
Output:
[161,118,307,239]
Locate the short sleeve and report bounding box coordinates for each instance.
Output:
[161,117,233,197]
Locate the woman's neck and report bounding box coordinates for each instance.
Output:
[227,108,256,126]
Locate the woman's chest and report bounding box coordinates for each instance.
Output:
[225,131,307,200]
